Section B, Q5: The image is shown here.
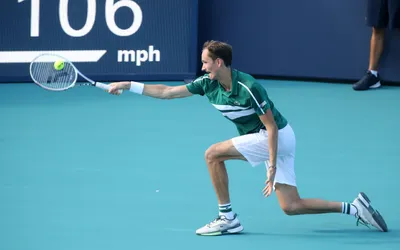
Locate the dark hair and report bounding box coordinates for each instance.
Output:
[202,40,232,67]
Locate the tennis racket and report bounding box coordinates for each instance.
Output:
[29,53,122,93]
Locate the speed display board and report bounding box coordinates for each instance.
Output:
[0,0,199,82]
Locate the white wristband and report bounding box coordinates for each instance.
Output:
[129,81,144,94]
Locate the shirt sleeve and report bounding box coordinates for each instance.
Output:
[185,76,207,96]
[249,82,271,115]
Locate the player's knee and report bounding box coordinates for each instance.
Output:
[281,205,297,216]
[280,202,302,216]
[204,144,221,163]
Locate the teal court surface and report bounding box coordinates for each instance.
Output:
[1,80,399,250]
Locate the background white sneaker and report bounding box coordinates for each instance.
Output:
[352,192,388,232]
[195,214,244,236]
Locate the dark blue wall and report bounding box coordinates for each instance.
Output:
[198,0,400,83]
[0,0,399,83]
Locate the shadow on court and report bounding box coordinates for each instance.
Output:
[225,229,400,245]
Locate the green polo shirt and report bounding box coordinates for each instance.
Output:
[186,69,288,135]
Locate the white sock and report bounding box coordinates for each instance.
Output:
[219,203,234,220]
[369,70,378,77]
[342,202,357,216]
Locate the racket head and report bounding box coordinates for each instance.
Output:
[29,53,78,91]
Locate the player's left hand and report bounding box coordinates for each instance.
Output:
[263,166,276,197]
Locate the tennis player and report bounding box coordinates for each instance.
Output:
[108,40,388,235]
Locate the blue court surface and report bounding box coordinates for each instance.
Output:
[1,80,399,250]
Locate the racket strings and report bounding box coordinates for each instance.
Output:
[30,56,77,91]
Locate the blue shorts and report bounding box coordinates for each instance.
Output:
[366,0,400,29]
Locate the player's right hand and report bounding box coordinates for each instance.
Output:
[108,82,124,95]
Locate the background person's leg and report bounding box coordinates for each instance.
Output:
[353,0,387,90]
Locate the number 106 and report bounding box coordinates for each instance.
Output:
[19,0,143,37]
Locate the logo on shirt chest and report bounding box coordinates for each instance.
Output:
[220,94,243,107]
[225,97,240,106]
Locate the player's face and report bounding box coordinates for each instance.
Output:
[201,49,220,80]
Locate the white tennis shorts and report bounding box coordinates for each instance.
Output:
[232,124,296,187]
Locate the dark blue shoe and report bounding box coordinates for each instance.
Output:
[353,71,381,91]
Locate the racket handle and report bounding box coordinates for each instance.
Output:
[95,82,123,94]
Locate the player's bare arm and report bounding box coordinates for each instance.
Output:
[259,109,278,198]
[258,109,278,167]
[108,81,193,99]
[144,84,193,99]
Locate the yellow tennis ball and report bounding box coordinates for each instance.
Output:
[54,60,65,71]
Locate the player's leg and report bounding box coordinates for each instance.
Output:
[203,139,246,206]
[264,124,389,232]
[195,139,246,236]
[274,183,347,215]
[274,183,388,232]
[196,124,297,235]
[353,0,387,90]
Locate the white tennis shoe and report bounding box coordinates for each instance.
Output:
[352,192,388,232]
[196,214,244,236]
